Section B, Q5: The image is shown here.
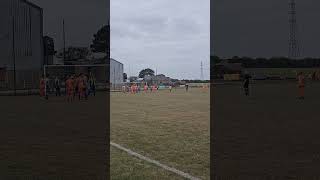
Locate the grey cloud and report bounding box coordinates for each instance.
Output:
[212,0,320,58]
[111,0,209,79]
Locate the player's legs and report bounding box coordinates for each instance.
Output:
[85,87,88,100]
[299,86,305,99]
[244,87,249,96]
[66,88,70,102]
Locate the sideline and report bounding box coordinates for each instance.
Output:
[110,142,202,180]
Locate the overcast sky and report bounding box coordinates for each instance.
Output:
[29,0,108,50]
[212,0,320,58]
[111,0,210,80]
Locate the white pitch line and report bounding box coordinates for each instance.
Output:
[110,142,201,180]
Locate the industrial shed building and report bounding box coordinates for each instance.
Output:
[0,0,43,91]
[110,58,123,89]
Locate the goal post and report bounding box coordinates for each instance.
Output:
[43,64,109,96]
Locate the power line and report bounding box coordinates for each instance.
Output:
[288,0,301,59]
[63,19,66,61]
[200,61,204,80]
[12,15,16,95]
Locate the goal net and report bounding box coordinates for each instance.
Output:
[43,64,109,97]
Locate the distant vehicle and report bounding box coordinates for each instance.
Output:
[158,85,166,89]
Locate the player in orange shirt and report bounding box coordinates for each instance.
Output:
[152,85,157,92]
[39,76,46,98]
[135,84,138,93]
[67,76,75,102]
[144,84,148,93]
[78,74,85,100]
[133,84,137,94]
[74,75,79,99]
[130,84,134,94]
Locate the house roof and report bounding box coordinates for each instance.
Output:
[110,58,123,65]
[24,0,42,11]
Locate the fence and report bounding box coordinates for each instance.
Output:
[0,70,40,91]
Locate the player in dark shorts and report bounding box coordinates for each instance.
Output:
[89,77,96,96]
[185,84,189,92]
[54,76,61,96]
[243,75,250,96]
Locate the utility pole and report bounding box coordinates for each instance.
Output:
[12,15,16,95]
[63,19,66,61]
[114,67,116,90]
[201,61,204,81]
[107,20,110,63]
[288,0,301,59]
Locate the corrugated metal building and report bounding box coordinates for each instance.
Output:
[0,0,43,90]
[110,58,123,89]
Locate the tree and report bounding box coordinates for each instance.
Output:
[123,73,127,82]
[211,55,221,64]
[139,68,155,78]
[90,24,109,53]
[43,36,55,65]
[43,36,55,56]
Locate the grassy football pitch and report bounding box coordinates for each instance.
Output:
[0,93,108,179]
[111,88,210,180]
[213,80,320,178]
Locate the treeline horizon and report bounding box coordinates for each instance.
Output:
[211,56,320,68]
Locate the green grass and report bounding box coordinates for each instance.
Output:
[111,146,185,180]
[212,81,320,178]
[0,93,108,179]
[111,88,210,179]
